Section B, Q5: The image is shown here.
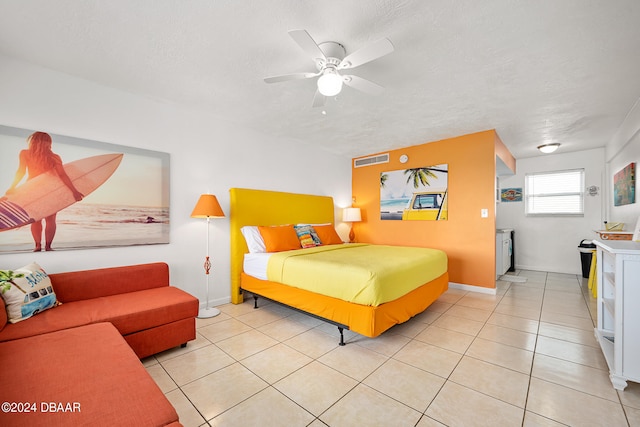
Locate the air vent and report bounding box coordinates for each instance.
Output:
[354,153,389,168]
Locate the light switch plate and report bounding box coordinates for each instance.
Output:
[481,208,488,218]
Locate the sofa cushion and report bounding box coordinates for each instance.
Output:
[0,287,198,343]
[0,262,58,323]
[50,262,170,303]
[0,323,180,427]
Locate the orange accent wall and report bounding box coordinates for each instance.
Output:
[352,130,514,289]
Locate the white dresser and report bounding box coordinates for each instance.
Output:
[594,239,640,390]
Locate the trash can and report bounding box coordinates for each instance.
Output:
[578,239,596,278]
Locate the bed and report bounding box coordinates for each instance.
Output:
[229,188,449,344]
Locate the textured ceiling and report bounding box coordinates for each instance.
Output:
[0,0,639,159]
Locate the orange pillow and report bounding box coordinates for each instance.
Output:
[258,225,302,252]
[314,225,343,245]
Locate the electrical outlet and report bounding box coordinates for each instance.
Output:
[481,208,488,218]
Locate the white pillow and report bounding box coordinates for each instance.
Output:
[241,226,266,253]
[0,262,58,323]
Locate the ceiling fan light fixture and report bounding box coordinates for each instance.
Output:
[537,143,560,154]
[317,69,343,96]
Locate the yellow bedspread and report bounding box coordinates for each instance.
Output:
[266,243,447,306]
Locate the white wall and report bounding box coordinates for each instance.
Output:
[497,148,605,274]
[0,54,352,309]
[605,97,640,227]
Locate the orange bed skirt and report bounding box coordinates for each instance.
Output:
[241,271,449,338]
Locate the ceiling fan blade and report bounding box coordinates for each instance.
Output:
[264,72,319,84]
[312,89,326,108]
[288,29,327,63]
[338,38,394,70]
[342,75,385,95]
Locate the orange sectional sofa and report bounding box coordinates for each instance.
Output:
[0,262,200,427]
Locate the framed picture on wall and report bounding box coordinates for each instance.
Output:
[500,188,523,202]
[380,165,448,220]
[0,125,170,254]
[614,162,636,206]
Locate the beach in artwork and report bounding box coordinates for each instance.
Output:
[380,197,410,220]
[0,203,169,253]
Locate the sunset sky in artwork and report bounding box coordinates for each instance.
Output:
[0,130,168,208]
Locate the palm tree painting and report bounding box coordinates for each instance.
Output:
[0,269,26,294]
[380,164,448,220]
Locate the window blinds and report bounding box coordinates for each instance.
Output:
[525,169,584,215]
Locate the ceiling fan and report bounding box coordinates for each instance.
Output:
[264,29,394,107]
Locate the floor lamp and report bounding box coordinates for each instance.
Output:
[191,194,225,318]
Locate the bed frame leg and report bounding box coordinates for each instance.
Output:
[253,295,259,309]
[338,327,346,346]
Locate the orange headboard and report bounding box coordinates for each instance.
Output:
[229,188,335,303]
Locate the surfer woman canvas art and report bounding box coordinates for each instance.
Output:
[1,131,123,251]
[5,132,87,251]
[0,125,170,253]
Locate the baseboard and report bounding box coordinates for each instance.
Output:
[448,282,497,295]
[199,296,231,311]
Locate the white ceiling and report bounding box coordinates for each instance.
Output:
[1,0,639,159]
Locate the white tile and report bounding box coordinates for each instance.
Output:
[320,383,422,427]
[165,389,206,427]
[241,343,312,384]
[487,312,540,334]
[215,328,279,360]
[143,269,636,427]
[394,339,462,378]
[145,364,177,393]
[432,313,484,336]
[181,363,268,421]
[284,327,339,359]
[198,318,253,343]
[531,353,618,402]
[415,325,475,354]
[161,344,235,386]
[449,356,530,407]
[274,361,357,416]
[426,381,524,426]
[537,322,599,348]
[527,378,627,426]
[351,330,411,356]
[478,323,537,351]
[209,387,314,427]
[535,335,607,370]
[466,338,534,374]
[318,340,388,381]
[364,358,445,412]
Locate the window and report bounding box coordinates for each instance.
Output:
[413,194,442,209]
[525,169,584,215]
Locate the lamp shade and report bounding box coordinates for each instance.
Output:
[343,207,361,222]
[191,194,225,218]
[317,69,343,96]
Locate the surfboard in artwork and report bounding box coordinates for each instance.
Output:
[0,153,124,231]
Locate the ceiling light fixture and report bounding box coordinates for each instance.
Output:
[537,143,560,154]
[317,68,343,96]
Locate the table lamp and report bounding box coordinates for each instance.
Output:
[343,207,361,243]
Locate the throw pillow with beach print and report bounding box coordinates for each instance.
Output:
[0,262,58,323]
[294,224,321,248]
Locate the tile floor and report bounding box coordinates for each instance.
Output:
[144,271,640,426]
